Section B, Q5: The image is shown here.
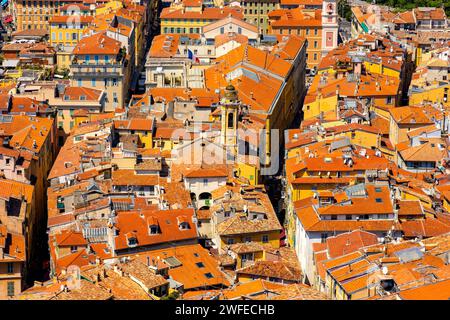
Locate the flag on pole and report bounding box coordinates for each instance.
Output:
[187,49,200,63]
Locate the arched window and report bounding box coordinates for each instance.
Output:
[227,112,234,129]
[199,192,212,200]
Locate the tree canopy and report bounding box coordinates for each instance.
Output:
[364,0,450,16]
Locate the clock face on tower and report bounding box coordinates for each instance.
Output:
[327,3,334,12]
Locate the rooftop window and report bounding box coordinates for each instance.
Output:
[375,198,383,203]
[179,222,190,230]
[127,237,137,247]
[149,225,159,235]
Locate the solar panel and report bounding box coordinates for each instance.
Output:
[394,247,424,263]
[345,183,367,197]
[0,115,13,123]
[164,256,182,267]
[242,69,259,83]
[330,137,351,151]
[261,35,277,43]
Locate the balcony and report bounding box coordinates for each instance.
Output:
[70,64,124,77]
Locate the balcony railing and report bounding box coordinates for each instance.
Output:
[71,64,124,77]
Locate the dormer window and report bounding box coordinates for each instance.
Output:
[147,217,159,235]
[179,222,190,230]
[149,225,159,235]
[177,216,190,230]
[127,237,137,247]
[126,232,138,247]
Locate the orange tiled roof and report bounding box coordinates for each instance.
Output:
[160,7,243,20]
[296,205,400,232]
[0,179,34,203]
[55,230,88,247]
[414,7,446,21]
[114,209,197,251]
[63,87,103,101]
[133,244,230,290]
[237,260,302,282]
[73,32,121,55]
[392,11,415,24]
[397,200,424,217]
[326,230,378,259]
[400,218,450,238]
[389,106,432,125]
[399,278,450,300]
[184,167,228,178]
[49,16,93,24]
[269,8,322,27]
[280,0,323,5]
[114,118,153,131]
[0,228,25,261]
[112,169,161,186]
[0,115,53,154]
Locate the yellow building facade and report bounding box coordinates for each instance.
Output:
[409,82,450,107]
[220,231,280,253]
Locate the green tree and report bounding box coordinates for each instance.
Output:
[363,0,449,16]
[338,1,353,21]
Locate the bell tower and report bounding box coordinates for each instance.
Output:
[321,0,338,56]
[220,84,239,152]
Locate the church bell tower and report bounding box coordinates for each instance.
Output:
[321,0,339,57]
[220,84,239,152]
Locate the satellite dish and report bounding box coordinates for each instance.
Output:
[382,266,388,275]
